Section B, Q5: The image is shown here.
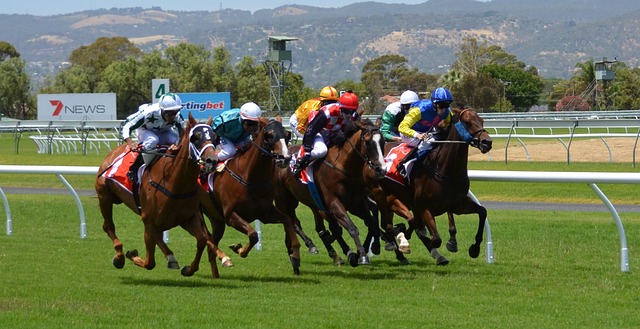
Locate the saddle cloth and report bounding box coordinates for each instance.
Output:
[384,143,416,185]
[102,146,145,194]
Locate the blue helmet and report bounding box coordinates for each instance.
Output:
[430,87,453,104]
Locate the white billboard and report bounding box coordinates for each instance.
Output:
[37,93,117,120]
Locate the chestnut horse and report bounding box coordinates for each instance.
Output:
[370,107,493,262]
[273,118,387,267]
[198,118,301,274]
[96,113,219,277]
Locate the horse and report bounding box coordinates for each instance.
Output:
[95,113,220,277]
[198,117,302,274]
[372,107,493,262]
[273,118,387,267]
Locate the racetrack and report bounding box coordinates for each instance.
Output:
[4,187,640,213]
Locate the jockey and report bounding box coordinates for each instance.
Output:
[289,86,339,139]
[211,102,262,162]
[380,90,420,142]
[396,87,453,177]
[292,90,359,177]
[122,92,185,182]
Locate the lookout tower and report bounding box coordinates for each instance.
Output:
[263,36,298,113]
[594,57,617,109]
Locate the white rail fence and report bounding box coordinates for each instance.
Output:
[3,114,640,165]
[1,165,639,272]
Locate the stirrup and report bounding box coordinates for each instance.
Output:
[397,164,408,178]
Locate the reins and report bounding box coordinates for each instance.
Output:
[323,125,381,176]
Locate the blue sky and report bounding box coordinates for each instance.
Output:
[1,0,489,16]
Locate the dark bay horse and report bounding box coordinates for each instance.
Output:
[273,118,387,267]
[198,118,302,274]
[95,113,219,277]
[372,107,493,261]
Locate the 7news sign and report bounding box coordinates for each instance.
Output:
[37,93,117,120]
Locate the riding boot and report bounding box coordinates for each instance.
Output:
[293,154,312,178]
[127,152,144,183]
[396,147,417,178]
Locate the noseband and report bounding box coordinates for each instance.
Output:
[453,110,487,146]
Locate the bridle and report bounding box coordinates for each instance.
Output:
[226,120,288,188]
[324,123,383,175]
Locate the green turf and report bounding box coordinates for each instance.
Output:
[0,195,639,328]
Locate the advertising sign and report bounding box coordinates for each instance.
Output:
[37,93,117,120]
[152,79,170,103]
[178,92,231,120]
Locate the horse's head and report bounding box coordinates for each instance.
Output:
[255,117,291,168]
[187,114,217,173]
[350,118,386,180]
[451,108,492,153]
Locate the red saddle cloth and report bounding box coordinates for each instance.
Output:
[384,143,413,185]
[102,146,137,193]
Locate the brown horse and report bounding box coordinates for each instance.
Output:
[273,118,387,267]
[198,118,302,274]
[95,113,219,277]
[371,107,493,261]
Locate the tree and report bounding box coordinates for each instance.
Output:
[451,37,542,111]
[0,57,34,119]
[555,95,590,111]
[235,56,271,109]
[361,55,410,113]
[0,41,20,62]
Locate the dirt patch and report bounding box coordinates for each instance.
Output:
[468,137,639,163]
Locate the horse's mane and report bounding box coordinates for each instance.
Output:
[328,118,375,148]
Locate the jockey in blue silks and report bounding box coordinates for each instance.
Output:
[210,102,262,162]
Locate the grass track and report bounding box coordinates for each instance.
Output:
[1,195,640,328]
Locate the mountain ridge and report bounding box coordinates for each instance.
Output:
[2,0,640,88]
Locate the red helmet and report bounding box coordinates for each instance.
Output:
[338,91,359,110]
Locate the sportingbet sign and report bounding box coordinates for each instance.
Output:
[178,92,231,120]
[37,93,117,120]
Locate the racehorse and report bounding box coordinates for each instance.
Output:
[273,118,387,267]
[198,117,302,274]
[372,107,492,261]
[95,113,220,277]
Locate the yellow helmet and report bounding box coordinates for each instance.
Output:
[319,86,339,101]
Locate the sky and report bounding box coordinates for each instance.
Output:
[1,0,488,16]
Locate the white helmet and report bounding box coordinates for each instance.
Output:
[159,93,183,112]
[239,102,262,121]
[400,90,419,105]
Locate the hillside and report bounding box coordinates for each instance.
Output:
[2,0,640,88]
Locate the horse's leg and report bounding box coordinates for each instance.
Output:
[350,197,381,256]
[327,202,369,267]
[153,235,180,269]
[199,200,234,268]
[312,210,344,265]
[178,213,220,278]
[417,207,442,249]
[369,185,411,255]
[275,192,318,254]
[452,197,487,259]
[260,206,302,275]
[126,224,159,270]
[97,191,125,269]
[446,211,458,253]
[411,211,449,266]
[226,212,258,258]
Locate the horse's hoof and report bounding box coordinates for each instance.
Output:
[125,249,138,259]
[371,240,381,255]
[446,241,458,253]
[228,243,242,254]
[290,255,301,269]
[221,256,234,267]
[112,256,125,269]
[293,267,301,275]
[436,256,449,266]
[166,255,180,269]
[398,245,411,254]
[308,246,319,254]
[468,245,480,259]
[347,252,359,267]
[181,266,194,277]
[398,258,412,265]
[384,241,397,251]
[358,255,371,266]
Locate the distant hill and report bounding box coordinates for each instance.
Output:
[2,0,640,88]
